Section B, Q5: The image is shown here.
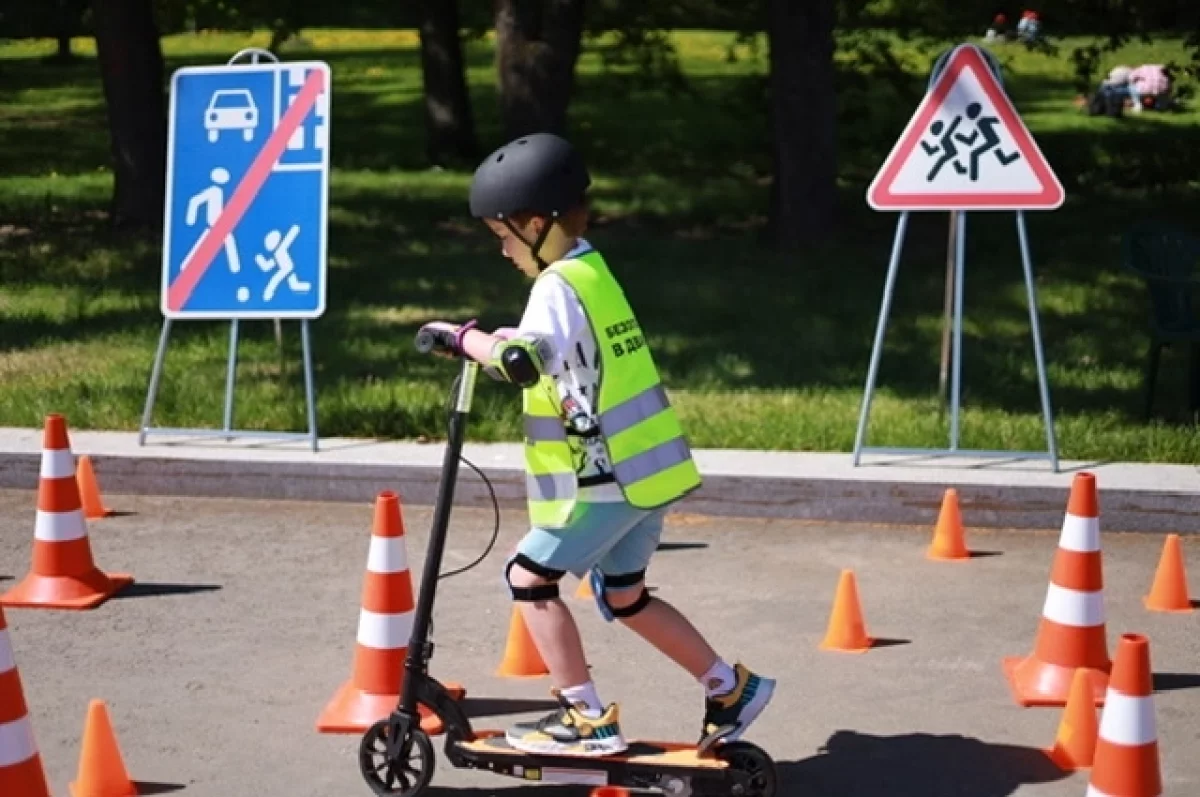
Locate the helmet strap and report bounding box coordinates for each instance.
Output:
[502,213,558,272]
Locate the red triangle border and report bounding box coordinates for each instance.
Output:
[867,44,1064,211]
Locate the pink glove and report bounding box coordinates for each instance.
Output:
[492,326,519,340]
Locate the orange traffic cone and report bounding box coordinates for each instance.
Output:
[818,569,873,653]
[77,455,114,520]
[591,788,631,797]
[1002,472,1111,707]
[317,492,464,735]
[1045,667,1099,770]
[0,605,52,797]
[576,574,594,599]
[927,488,970,560]
[496,606,550,677]
[69,699,136,797]
[1,415,133,610]
[1143,534,1193,613]
[1086,633,1163,797]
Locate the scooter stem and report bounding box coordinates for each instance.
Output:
[398,358,479,715]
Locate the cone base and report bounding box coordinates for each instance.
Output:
[315,679,467,736]
[926,547,970,561]
[496,664,551,678]
[69,775,137,797]
[1143,594,1194,614]
[818,634,873,654]
[82,506,115,521]
[0,572,133,610]
[1045,743,1093,772]
[1002,655,1110,707]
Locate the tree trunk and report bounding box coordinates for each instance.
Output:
[92,0,167,231]
[767,0,837,249]
[419,0,479,164]
[494,0,586,140]
[53,0,79,61]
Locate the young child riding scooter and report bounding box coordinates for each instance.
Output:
[425,132,775,758]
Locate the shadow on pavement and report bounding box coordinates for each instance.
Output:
[398,729,1074,796]
[459,697,561,721]
[656,541,709,552]
[131,782,186,795]
[781,730,1070,797]
[1153,671,1200,693]
[111,582,223,599]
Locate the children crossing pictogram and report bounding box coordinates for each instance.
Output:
[867,43,1063,211]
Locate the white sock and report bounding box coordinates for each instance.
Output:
[560,681,604,717]
[700,658,737,697]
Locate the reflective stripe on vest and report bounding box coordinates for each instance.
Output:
[518,249,701,528]
[525,415,568,442]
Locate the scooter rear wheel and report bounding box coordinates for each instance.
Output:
[715,741,777,797]
[359,718,435,797]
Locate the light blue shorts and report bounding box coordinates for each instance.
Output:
[515,501,667,580]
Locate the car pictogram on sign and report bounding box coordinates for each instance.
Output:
[205,89,258,143]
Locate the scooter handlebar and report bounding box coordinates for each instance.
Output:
[415,324,459,357]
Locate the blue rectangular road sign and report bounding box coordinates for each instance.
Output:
[161,60,331,319]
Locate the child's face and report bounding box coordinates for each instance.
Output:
[484,217,543,278]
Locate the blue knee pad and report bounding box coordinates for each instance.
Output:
[591,568,651,622]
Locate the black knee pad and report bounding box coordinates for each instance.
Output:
[600,569,652,619]
[505,553,564,602]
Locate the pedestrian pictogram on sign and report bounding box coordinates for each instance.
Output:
[867,43,1063,211]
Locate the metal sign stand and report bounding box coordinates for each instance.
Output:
[139,48,321,452]
[852,45,1060,472]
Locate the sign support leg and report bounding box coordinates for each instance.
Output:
[949,210,967,451]
[1016,210,1059,472]
[223,319,240,438]
[301,319,319,452]
[853,211,910,465]
[139,318,173,446]
[938,211,958,409]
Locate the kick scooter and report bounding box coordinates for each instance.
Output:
[358,324,778,796]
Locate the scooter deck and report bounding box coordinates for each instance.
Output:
[456,732,729,768]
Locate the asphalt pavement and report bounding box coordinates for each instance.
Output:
[2,488,1197,796]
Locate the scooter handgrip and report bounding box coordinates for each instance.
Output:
[415,325,457,356]
[414,328,437,354]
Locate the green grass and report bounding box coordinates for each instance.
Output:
[2,29,1200,462]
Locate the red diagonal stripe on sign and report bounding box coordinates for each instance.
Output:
[167,68,325,312]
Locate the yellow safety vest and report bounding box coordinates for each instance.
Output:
[520,249,702,528]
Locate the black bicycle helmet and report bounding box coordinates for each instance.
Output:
[469,133,590,220]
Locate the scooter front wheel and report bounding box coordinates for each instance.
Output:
[359,718,435,797]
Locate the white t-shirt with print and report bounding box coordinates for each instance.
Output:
[515,239,624,502]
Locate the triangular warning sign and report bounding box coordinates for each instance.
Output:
[867,44,1064,211]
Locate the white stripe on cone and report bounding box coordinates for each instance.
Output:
[33,509,87,542]
[1058,514,1100,552]
[0,630,14,674]
[1041,582,1105,627]
[367,536,409,574]
[39,449,74,480]
[1085,786,1116,797]
[0,715,38,769]
[1098,692,1158,747]
[356,609,415,650]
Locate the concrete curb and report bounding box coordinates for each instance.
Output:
[0,427,1197,533]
